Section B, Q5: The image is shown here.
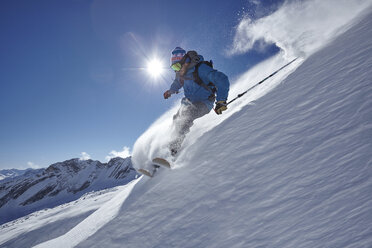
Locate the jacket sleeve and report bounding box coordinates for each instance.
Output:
[207,69,230,102]
[169,75,183,94]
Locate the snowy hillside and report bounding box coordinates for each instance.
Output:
[1,1,371,248]
[0,185,128,247]
[0,157,137,225]
[28,3,372,248]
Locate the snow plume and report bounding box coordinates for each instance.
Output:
[132,104,177,170]
[105,146,131,161]
[230,0,372,58]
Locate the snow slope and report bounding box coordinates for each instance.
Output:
[0,185,130,247]
[32,3,372,248]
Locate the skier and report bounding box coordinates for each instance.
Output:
[164,47,230,156]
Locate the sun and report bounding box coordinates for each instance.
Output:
[146,58,164,78]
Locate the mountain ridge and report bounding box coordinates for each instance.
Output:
[0,157,138,225]
[0,169,44,182]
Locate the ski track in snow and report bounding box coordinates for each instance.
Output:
[4,2,372,248]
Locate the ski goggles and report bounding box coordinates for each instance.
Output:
[171,62,182,72]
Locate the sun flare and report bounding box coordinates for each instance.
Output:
[146,58,164,78]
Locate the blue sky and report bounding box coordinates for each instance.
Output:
[0,0,283,169]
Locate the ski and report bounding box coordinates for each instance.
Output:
[152,157,172,169]
[137,158,171,178]
[137,168,154,178]
[137,165,160,178]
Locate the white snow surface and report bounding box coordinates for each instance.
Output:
[3,2,372,248]
[0,185,128,247]
[32,179,140,248]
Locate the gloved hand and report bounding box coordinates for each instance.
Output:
[214,100,227,115]
[163,90,172,99]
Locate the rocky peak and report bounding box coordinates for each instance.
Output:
[0,157,137,225]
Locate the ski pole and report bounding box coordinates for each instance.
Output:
[227,58,298,106]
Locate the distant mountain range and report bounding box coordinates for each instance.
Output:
[0,157,137,225]
[0,168,44,181]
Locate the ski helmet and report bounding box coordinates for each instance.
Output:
[170,47,186,66]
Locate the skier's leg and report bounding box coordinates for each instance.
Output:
[169,104,191,155]
[169,99,211,155]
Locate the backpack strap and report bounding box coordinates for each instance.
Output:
[178,51,216,102]
[193,61,216,101]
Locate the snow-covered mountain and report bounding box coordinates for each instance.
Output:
[0,169,43,182]
[0,157,137,225]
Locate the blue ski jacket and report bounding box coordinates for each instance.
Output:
[168,61,230,110]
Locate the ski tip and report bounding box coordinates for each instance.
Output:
[152,157,171,168]
[137,169,153,178]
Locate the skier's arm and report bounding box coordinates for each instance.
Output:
[164,75,182,99]
[207,70,230,102]
[169,76,182,93]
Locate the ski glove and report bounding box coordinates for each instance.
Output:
[163,90,172,99]
[214,100,227,115]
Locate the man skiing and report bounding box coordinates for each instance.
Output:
[164,47,230,156]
